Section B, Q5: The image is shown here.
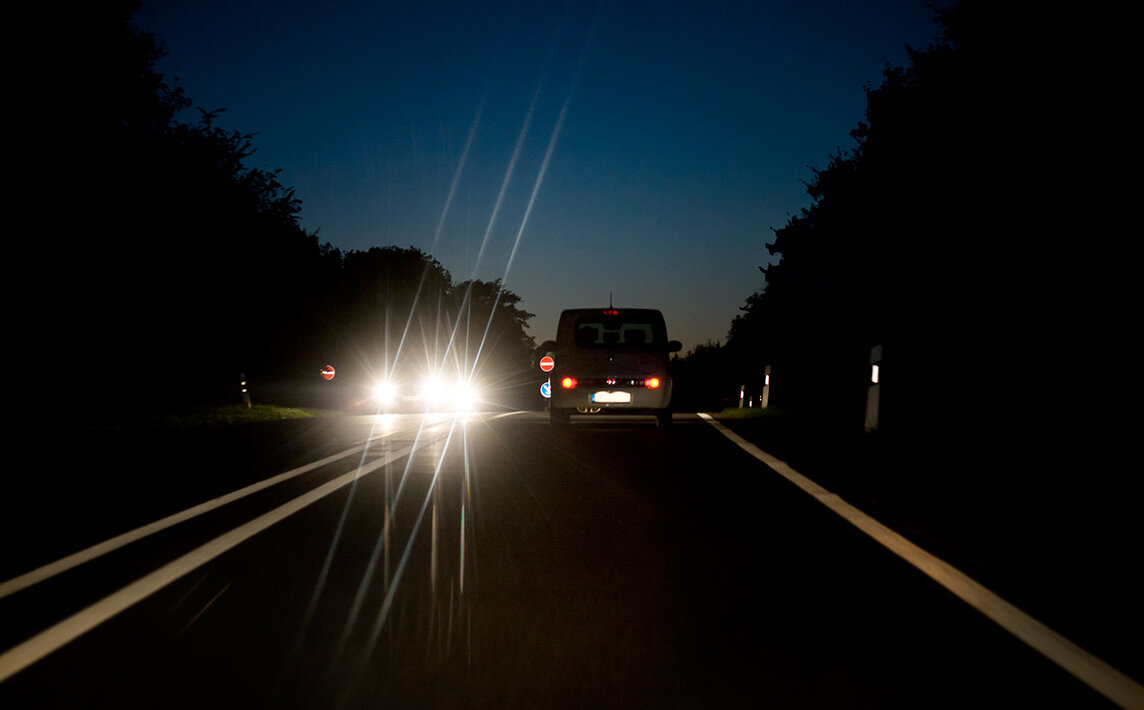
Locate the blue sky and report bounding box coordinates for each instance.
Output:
[132,0,948,352]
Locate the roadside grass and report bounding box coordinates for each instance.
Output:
[710,406,784,420]
[93,404,342,432]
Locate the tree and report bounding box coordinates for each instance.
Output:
[447,278,537,401]
[727,0,1110,442]
[17,2,538,417]
[669,340,739,412]
[20,1,336,415]
[306,247,537,410]
[324,246,454,384]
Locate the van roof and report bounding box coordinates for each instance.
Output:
[558,307,664,317]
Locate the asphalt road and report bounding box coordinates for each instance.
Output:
[0,412,1134,708]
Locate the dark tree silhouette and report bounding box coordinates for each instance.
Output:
[18,2,537,419]
[669,340,740,412]
[447,278,537,402]
[723,0,1124,450]
[316,246,536,409]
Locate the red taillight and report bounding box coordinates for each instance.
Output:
[645,377,661,389]
[561,377,578,389]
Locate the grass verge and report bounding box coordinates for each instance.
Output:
[91,404,342,432]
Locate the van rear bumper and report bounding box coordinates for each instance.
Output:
[550,384,672,411]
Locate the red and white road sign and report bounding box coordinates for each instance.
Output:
[539,355,555,372]
[321,365,336,381]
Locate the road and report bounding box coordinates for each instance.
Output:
[0,412,1137,708]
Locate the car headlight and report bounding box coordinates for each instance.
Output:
[452,381,478,412]
[373,380,398,403]
[421,376,447,404]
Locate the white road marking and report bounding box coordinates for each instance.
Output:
[698,413,1144,710]
[0,441,379,600]
[482,410,531,421]
[0,439,427,683]
[0,414,504,603]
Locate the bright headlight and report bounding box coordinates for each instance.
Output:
[421,376,446,403]
[373,380,397,403]
[452,381,478,412]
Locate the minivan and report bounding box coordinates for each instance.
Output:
[544,308,682,427]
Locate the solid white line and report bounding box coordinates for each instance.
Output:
[483,410,529,421]
[0,441,421,683]
[0,441,381,601]
[698,413,1144,710]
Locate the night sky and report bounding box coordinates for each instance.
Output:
[131,0,948,352]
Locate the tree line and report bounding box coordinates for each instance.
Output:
[19,1,536,419]
[681,0,1127,454]
[21,0,1125,439]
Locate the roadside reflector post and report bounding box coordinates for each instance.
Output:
[739,384,745,408]
[761,365,771,409]
[240,373,252,409]
[865,345,882,433]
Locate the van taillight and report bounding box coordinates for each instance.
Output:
[645,377,661,389]
[561,377,578,389]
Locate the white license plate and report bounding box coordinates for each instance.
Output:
[591,391,631,403]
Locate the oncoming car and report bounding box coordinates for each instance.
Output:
[370,370,480,412]
[545,308,681,428]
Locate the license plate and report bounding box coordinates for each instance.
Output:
[591,391,631,403]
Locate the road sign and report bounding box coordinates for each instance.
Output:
[539,355,555,372]
[321,365,336,381]
[540,381,551,398]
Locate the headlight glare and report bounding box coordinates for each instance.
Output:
[374,380,397,403]
[452,381,478,412]
[421,376,446,403]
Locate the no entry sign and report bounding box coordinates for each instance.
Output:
[321,365,336,381]
[539,355,555,372]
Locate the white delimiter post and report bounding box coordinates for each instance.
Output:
[865,345,881,433]
[760,365,771,409]
[240,373,252,409]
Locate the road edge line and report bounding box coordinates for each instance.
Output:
[698,412,1144,710]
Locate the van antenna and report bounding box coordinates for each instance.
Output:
[609,292,613,309]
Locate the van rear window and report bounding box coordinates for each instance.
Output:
[572,316,665,348]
